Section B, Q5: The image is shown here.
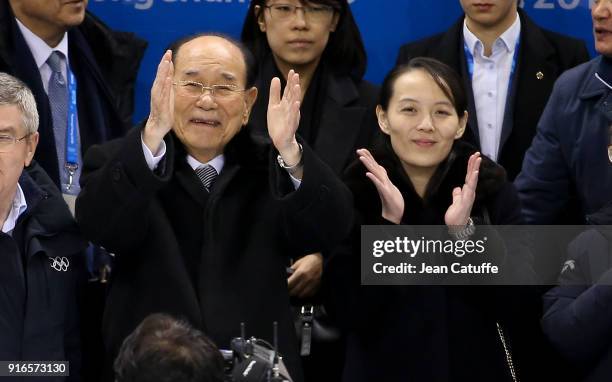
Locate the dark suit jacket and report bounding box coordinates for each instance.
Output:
[249,56,380,175]
[75,126,354,382]
[396,9,590,180]
[0,4,147,187]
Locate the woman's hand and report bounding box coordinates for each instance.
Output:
[358,148,404,224]
[445,152,481,227]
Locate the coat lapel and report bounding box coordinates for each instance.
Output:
[500,10,556,150]
[313,75,367,174]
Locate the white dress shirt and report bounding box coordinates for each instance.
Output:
[140,135,301,189]
[463,13,521,161]
[1,184,27,235]
[16,18,69,94]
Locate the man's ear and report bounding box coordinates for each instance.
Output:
[455,110,467,139]
[255,5,266,32]
[376,105,391,135]
[24,132,39,167]
[242,87,258,125]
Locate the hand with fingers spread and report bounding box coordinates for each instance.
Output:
[143,50,175,155]
[268,70,303,177]
[444,152,482,227]
[357,148,405,224]
[288,252,323,299]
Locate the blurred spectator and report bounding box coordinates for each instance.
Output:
[114,313,225,382]
[542,202,612,382]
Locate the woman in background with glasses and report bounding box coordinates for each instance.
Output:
[241,2,378,381]
[241,0,378,176]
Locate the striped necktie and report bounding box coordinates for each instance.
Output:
[195,164,218,192]
[47,51,68,179]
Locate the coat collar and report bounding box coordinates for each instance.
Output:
[312,73,369,173]
[168,127,266,207]
[17,163,86,259]
[580,56,611,99]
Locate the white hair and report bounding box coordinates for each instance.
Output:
[0,72,39,134]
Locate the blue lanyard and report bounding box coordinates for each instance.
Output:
[65,65,79,189]
[463,39,520,83]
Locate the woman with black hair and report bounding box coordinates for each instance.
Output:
[241,0,378,177]
[325,57,536,381]
[241,2,378,380]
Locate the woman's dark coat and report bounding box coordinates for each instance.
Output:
[325,141,537,382]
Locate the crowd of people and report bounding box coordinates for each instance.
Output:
[1,0,611,381]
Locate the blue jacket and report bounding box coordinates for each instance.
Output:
[542,226,612,382]
[0,163,87,381]
[515,56,612,224]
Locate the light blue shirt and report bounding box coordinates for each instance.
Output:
[15,17,69,94]
[463,13,521,161]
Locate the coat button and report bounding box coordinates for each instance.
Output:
[318,186,329,200]
[112,167,121,181]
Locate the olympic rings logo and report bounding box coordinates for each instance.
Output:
[49,257,70,272]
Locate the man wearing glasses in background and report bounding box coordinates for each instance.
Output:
[0,72,86,381]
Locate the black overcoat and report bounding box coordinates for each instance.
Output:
[325,141,540,382]
[75,126,354,381]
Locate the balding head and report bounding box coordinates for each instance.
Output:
[169,33,257,88]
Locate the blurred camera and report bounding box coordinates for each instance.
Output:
[221,323,293,382]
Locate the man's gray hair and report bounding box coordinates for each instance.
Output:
[0,72,39,134]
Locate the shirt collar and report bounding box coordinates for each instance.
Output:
[15,17,69,70]
[1,183,28,234]
[186,154,225,175]
[463,12,521,55]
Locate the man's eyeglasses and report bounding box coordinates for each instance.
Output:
[0,133,30,153]
[173,81,246,99]
[264,4,335,23]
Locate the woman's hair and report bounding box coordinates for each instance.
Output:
[240,0,367,81]
[378,57,467,117]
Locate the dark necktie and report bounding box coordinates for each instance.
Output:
[195,164,218,192]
